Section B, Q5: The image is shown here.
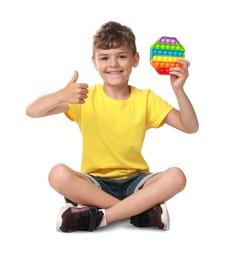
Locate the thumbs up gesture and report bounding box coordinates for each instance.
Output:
[62,71,89,104]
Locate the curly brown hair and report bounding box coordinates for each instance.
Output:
[92,21,137,56]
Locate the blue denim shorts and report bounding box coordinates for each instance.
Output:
[76,172,159,200]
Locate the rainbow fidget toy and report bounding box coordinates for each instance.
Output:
[150,36,185,75]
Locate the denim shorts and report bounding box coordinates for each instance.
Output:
[65,172,159,203]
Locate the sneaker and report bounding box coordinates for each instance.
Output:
[130,203,170,231]
[56,203,104,232]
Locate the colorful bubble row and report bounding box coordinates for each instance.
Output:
[152,56,185,62]
[151,61,183,75]
[152,44,184,51]
[160,36,178,44]
[151,49,183,57]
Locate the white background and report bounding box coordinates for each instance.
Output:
[1,0,224,259]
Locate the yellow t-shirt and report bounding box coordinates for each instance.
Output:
[65,85,173,179]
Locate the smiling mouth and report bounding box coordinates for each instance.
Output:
[107,71,122,75]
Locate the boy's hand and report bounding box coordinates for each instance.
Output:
[169,60,190,91]
[61,71,89,104]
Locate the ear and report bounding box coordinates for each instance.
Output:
[133,52,140,68]
[92,56,98,71]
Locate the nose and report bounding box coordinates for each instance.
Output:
[109,57,119,67]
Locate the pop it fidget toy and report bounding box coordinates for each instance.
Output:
[150,36,185,75]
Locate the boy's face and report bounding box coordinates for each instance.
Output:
[92,45,139,87]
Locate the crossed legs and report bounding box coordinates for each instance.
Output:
[48,163,186,224]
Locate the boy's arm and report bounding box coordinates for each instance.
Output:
[164,60,199,133]
[26,71,89,118]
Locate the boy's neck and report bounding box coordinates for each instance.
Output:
[103,84,131,100]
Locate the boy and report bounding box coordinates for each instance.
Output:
[26,21,198,232]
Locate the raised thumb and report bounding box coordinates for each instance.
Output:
[71,70,79,83]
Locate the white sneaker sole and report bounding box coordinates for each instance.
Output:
[161,203,170,231]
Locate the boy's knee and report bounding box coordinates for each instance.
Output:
[168,167,187,191]
[48,163,67,189]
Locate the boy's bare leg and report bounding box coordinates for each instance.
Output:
[49,164,186,224]
[48,163,120,208]
[105,167,186,223]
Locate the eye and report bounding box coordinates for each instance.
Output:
[119,55,126,59]
[99,56,108,61]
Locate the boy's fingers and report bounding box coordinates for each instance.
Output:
[176,59,190,69]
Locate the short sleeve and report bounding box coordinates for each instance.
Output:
[146,91,174,129]
[64,103,81,124]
